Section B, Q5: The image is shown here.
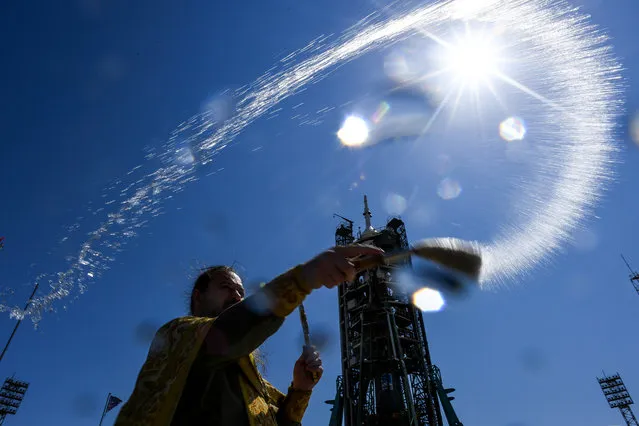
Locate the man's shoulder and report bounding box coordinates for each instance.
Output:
[148,316,217,355]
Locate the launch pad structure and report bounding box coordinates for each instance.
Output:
[325,196,461,426]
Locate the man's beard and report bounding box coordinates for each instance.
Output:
[222,299,239,311]
[201,300,238,318]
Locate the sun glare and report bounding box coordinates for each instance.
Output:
[339,18,551,149]
[445,34,499,83]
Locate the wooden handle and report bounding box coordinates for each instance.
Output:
[298,304,311,347]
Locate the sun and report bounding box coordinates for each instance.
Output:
[444,33,500,84]
[399,23,520,133]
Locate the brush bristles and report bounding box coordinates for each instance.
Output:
[411,238,482,280]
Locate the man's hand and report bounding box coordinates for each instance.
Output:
[300,245,384,290]
[292,345,323,391]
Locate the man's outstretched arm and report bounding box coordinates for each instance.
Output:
[202,245,383,363]
[202,265,311,362]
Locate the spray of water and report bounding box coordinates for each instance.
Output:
[4,0,623,324]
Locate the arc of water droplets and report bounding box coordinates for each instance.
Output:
[6,0,622,324]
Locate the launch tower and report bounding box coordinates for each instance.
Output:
[331,195,458,426]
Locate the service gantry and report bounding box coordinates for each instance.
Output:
[327,196,461,426]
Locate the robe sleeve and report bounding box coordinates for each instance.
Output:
[276,385,313,425]
[264,380,286,406]
[263,380,312,425]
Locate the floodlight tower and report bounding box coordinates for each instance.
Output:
[621,255,639,296]
[598,373,638,426]
[0,376,29,425]
[331,195,460,426]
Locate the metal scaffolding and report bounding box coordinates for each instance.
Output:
[331,196,460,426]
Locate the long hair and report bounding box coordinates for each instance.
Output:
[189,265,267,374]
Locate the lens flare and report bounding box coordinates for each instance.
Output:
[175,147,195,165]
[499,117,527,142]
[384,193,408,215]
[337,116,370,147]
[412,288,445,312]
[371,102,391,124]
[630,112,639,146]
[437,178,462,200]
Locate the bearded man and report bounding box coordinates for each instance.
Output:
[115,245,383,426]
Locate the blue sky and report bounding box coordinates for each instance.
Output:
[1,1,639,425]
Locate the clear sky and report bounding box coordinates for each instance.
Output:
[1,1,639,425]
